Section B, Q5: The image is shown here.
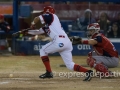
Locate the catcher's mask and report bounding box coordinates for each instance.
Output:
[43,6,55,14]
[86,23,100,38]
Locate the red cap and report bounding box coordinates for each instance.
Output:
[0,14,4,19]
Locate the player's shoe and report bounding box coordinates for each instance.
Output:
[39,71,53,79]
[83,70,93,81]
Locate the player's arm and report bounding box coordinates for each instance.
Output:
[31,11,45,29]
[82,39,98,45]
[70,36,98,45]
[5,22,11,30]
[28,28,45,35]
[28,34,52,41]
[31,16,45,29]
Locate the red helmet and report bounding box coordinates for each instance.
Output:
[87,23,100,38]
[43,6,55,14]
[87,23,100,30]
[0,14,4,19]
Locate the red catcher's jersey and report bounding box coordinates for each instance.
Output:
[92,33,119,58]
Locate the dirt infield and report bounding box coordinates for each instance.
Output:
[0,55,120,90]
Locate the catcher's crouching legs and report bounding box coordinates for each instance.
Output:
[60,52,93,81]
[39,49,53,79]
[87,56,110,77]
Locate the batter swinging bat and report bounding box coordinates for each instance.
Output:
[12,28,31,36]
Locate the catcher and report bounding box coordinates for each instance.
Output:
[70,23,119,77]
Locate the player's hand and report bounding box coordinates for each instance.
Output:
[30,24,36,29]
[88,51,92,57]
[28,37,34,41]
[7,26,11,31]
[28,35,38,41]
[69,36,82,45]
[41,37,52,41]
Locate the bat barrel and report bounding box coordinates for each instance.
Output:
[12,28,31,36]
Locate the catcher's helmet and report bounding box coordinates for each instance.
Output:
[87,23,100,30]
[0,14,4,19]
[43,6,55,14]
[87,23,100,38]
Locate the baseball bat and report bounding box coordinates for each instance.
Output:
[12,28,31,36]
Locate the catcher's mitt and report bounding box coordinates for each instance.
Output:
[69,36,82,45]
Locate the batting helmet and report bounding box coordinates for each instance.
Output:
[87,23,100,38]
[0,14,4,19]
[87,23,100,30]
[43,6,55,14]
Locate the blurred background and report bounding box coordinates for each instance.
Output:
[0,0,120,56]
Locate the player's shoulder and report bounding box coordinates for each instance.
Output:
[96,33,102,36]
[93,33,103,43]
[93,33,102,38]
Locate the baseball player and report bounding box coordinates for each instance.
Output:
[70,23,119,77]
[30,6,93,81]
[0,14,11,52]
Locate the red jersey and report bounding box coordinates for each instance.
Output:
[92,33,119,58]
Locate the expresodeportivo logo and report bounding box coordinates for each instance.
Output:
[52,70,120,79]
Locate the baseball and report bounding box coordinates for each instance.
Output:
[9,74,13,78]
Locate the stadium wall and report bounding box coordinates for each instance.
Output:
[13,39,120,56]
